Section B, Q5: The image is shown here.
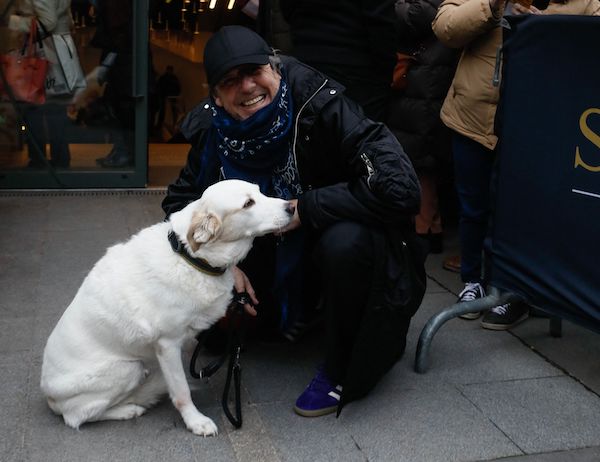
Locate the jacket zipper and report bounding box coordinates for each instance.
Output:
[361,152,375,188]
[292,78,329,184]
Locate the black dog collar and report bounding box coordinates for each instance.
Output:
[168,230,226,276]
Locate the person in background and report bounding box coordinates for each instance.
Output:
[256,0,292,54]
[90,0,134,167]
[162,26,426,418]
[92,0,157,167]
[279,0,396,122]
[8,0,73,168]
[154,65,181,137]
[433,0,600,329]
[388,0,460,254]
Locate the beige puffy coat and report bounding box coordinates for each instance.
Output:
[433,0,600,150]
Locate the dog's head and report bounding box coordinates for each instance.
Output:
[170,180,295,260]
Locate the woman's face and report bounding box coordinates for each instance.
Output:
[213,64,281,121]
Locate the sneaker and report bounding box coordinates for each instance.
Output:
[294,368,342,417]
[457,282,485,320]
[481,302,529,330]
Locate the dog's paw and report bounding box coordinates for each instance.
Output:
[186,414,218,437]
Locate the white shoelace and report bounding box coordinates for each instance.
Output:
[490,304,509,315]
[459,282,484,302]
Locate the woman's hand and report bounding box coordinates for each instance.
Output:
[232,266,258,316]
[512,2,541,14]
[276,199,301,234]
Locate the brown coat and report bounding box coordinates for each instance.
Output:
[433,0,600,149]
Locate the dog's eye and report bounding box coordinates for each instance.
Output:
[243,198,255,208]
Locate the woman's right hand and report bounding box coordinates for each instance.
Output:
[232,266,259,316]
[512,2,541,14]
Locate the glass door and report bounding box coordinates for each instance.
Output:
[0,0,149,188]
[146,0,254,188]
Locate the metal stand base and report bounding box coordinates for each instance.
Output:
[414,287,521,374]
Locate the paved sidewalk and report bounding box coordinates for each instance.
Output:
[1,191,599,462]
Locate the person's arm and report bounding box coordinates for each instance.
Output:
[395,0,443,41]
[9,0,60,33]
[161,145,204,218]
[297,96,420,231]
[432,0,503,48]
[162,103,215,217]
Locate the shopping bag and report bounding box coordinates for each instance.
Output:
[36,23,86,96]
[0,19,48,104]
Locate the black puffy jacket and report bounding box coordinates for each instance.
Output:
[162,56,426,409]
[387,0,460,170]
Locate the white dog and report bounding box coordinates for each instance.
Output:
[40,180,294,436]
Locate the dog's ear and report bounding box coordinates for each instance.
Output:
[187,212,222,252]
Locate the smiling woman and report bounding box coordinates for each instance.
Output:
[162,25,425,420]
[213,64,282,121]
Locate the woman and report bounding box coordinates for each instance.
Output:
[433,0,600,328]
[9,0,74,168]
[388,0,461,253]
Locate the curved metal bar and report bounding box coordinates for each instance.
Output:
[414,287,521,373]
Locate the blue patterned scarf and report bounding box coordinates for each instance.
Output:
[204,74,304,331]
[209,76,302,200]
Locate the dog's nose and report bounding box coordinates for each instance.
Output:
[286,202,296,216]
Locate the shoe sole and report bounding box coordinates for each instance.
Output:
[481,313,529,331]
[293,404,338,417]
[459,311,482,320]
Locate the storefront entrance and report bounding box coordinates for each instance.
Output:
[0,0,248,189]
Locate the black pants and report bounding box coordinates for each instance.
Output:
[240,222,375,383]
[24,103,70,167]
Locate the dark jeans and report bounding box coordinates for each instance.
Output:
[240,221,375,384]
[24,103,70,167]
[452,132,496,284]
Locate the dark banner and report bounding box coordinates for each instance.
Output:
[489,15,600,325]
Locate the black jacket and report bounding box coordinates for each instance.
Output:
[280,0,396,83]
[162,56,426,408]
[387,0,460,170]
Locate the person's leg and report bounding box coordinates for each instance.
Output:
[294,222,374,417]
[46,103,71,167]
[452,132,495,318]
[416,171,443,253]
[452,133,495,284]
[24,105,47,167]
[314,222,374,382]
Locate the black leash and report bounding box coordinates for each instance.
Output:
[189,291,250,429]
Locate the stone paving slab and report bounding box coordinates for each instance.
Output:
[496,446,600,461]
[512,317,600,394]
[459,376,600,453]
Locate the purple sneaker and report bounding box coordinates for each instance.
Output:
[294,368,342,417]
